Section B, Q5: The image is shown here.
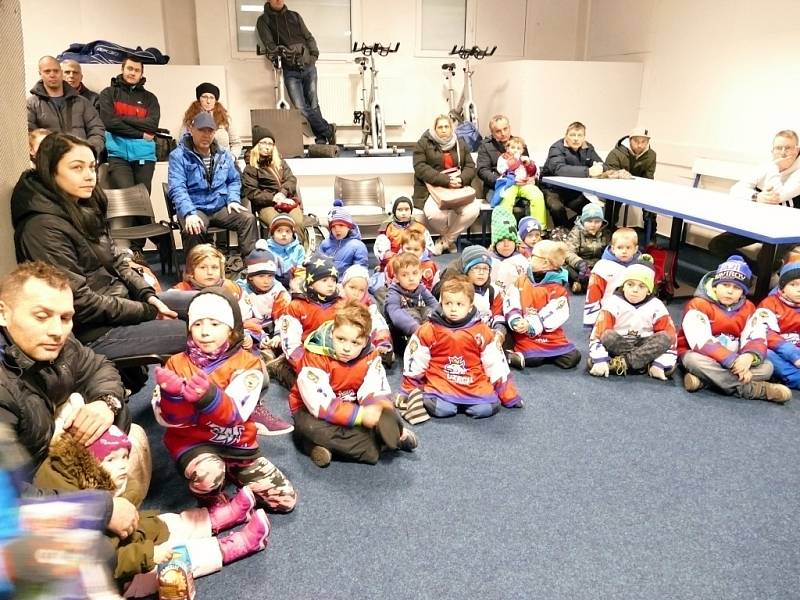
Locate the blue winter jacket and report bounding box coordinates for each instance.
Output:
[319,227,369,275]
[167,135,241,219]
[266,237,305,276]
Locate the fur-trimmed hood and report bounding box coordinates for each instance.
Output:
[33,434,117,493]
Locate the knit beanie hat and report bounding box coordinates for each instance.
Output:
[188,290,236,329]
[252,125,275,144]
[491,207,520,247]
[304,255,339,287]
[713,255,752,292]
[88,425,131,462]
[461,245,492,274]
[579,203,606,225]
[328,199,355,229]
[621,258,655,293]
[518,216,542,240]
[392,196,413,220]
[269,214,296,235]
[341,264,370,286]
[778,258,800,289]
[246,239,278,275]
[195,82,220,100]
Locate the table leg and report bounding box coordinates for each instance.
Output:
[754,242,776,301]
[668,216,684,252]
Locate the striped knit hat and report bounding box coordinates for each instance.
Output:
[713,255,752,292]
[461,245,492,274]
[245,239,278,275]
[778,257,800,289]
[328,199,356,229]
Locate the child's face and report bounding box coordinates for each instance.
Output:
[495,239,516,258]
[783,279,800,304]
[622,279,649,304]
[311,275,338,298]
[396,266,422,291]
[523,231,541,247]
[715,282,744,306]
[583,218,603,235]
[100,448,129,493]
[330,223,350,240]
[342,277,368,302]
[30,134,46,160]
[190,317,232,352]
[402,241,423,258]
[506,141,523,157]
[467,264,490,287]
[192,256,222,287]
[611,239,637,263]
[441,290,472,322]
[272,225,294,245]
[394,204,412,222]
[332,322,367,362]
[249,273,275,292]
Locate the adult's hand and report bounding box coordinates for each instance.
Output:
[273,192,288,204]
[108,497,139,539]
[448,177,463,188]
[64,401,114,446]
[360,404,384,428]
[227,202,247,214]
[756,190,782,205]
[588,162,604,177]
[143,132,155,141]
[184,214,205,235]
[148,296,178,319]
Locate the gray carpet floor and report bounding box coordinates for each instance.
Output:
[130,290,800,600]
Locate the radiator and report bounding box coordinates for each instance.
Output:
[316,74,406,126]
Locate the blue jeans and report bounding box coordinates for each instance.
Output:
[284,65,332,143]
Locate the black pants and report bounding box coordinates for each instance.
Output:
[293,408,403,465]
[179,205,259,260]
[543,188,590,229]
[107,158,156,251]
[524,348,581,369]
[708,232,788,272]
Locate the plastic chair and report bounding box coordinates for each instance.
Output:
[104,184,177,275]
[332,176,387,240]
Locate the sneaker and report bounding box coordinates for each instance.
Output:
[608,356,628,376]
[757,382,792,404]
[218,509,270,564]
[506,350,525,370]
[683,372,703,392]
[571,281,583,294]
[310,445,332,468]
[397,428,418,452]
[250,403,294,436]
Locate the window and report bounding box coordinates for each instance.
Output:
[419,0,467,52]
[234,1,353,54]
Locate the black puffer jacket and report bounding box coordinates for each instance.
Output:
[256,3,319,69]
[26,81,105,155]
[0,330,128,475]
[412,131,476,208]
[11,171,158,343]
[242,160,299,210]
[475,136,530,191]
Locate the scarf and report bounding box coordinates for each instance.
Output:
[187,337,230,369]
[428,128,457,152]
[302,286,339,306]
[186,275,224,291]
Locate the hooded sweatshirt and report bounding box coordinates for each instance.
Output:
[98,74,159,162]
[605,136,657,179]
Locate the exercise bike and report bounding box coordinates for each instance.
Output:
[444,44,496,128]
[351,42,403,156]
[268,46,296,110]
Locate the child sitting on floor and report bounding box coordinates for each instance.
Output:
[153,287,299,512]
[266,214,306,289]
[399,276,521,421]
[759,259,800,389]
[588,258,677,380]
[566,203,611,294]
[493,136,548,230]
[489,207,530,291]
[518,216,543,258]
[503,240,581,370]
[173,244,242,299]
[288,301,418,467]
[384,252,440,355]
[374,196,431,271]
[678,255,791,403]
[584,227,642,327]
[319,201,369,275]
[384,229,439,291]
[34,425,269,598]
[339,265,394,366]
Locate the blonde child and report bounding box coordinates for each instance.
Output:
[504,240,581,369]
[339,265,393,365]
[400,276,521,421]
[489,207,530,291]
[588,259,677,379]
[493,136,548,228]
[384,229,439,291]
[384,252,440,354]
[153,287,298,511]
[374,196,432,271]
[287,302,418,467]
[173,243,242,299]
[759,259,800,389]
[583,227,642,327]
[566,203,612,294]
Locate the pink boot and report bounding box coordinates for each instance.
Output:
[208,487,256,534]
[218,509,271,564]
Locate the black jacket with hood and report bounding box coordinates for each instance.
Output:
[256,2,319,69]
[11,171,158,343]
[26,81,105,155]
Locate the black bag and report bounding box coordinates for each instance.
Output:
[307,144,339,158]
[154,130,177,162]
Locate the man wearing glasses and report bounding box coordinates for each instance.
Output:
[709,129,800,267]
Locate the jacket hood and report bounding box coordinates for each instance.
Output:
[303,319,372,362]
[601,245,641,265]
[42,434,117,492]
[10,170,71,229]
[110,73,148,89]
[179,132,222,157]
[615,135,652,159]
[430,306,479,329]
[693,271,747,311]
[267,236,301,256]
[388,281,423,298]
[527,267,568,287]
[30,80,79,99]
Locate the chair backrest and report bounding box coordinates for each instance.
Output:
[333,176,385,209]
[97,163,111,189]
[103,184,156,220]
[161,182,178,224]
[691,158,751,188]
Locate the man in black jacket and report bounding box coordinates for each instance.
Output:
[0,262,140,539]
[61,59,100,108]
[476,114,526,204]
[257,0,336,145]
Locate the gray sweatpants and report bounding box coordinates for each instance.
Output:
[681,351,773,398]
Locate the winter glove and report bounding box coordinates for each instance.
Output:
[589,361,610,378]
[648,365,668,381]
[577,261,590,281]
[183,370,214,404]
[155,367,186,398]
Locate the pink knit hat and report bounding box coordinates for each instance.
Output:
[88,425,132,462]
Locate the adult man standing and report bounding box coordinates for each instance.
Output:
[709,129,800,266]
[256,0,336,145]
[61,59,99,108]
[27,56,105,155]
[168,112,258,259]
[476,114,525,203]
[0,262,141,539]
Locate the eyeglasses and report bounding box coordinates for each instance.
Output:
[470,265,490,273]
[773,145,797,153]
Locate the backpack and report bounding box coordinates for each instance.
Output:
[455,121,482,152]
[154,131,177,162]
[645,244,678,301]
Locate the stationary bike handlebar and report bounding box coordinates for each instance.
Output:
[268,45,302,67]
[449,45,497,60]
[352,42,400,57]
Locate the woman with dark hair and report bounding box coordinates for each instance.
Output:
[10,132,187,364]
[179,82,242,159]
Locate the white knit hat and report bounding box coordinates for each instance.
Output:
[188,293,235,329]
[341,264,370,285]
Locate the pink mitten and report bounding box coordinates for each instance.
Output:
[183,370,214,404]
[155,367,185,398]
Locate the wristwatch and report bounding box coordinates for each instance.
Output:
[95,394,123,416]
[751,191,759,202]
